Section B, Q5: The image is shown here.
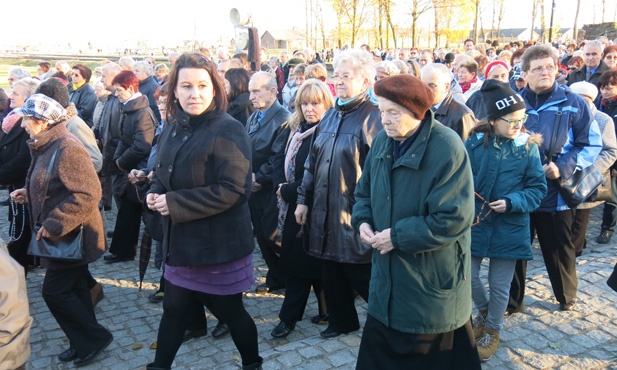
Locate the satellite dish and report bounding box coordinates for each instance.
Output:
[230,8,251,26]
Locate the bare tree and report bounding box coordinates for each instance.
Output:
[383,0,397,49]
[409,0,433,47]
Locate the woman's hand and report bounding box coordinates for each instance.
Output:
[295,204,308,225]
[152,194,169,216]
[146,193,159,211]
[489,199,507,213]
[36,225,51,240]
[9,189,28,204]
[128,169,148,185]
[359,223,376,244]
[371,229,394,255]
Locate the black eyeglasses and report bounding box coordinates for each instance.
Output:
[498,114,528,128]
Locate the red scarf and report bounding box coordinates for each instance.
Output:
[1,112,20,134]
[459,77,477,94]
[601,96,617,109]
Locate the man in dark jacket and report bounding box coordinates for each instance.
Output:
[133,61,162,123]
[246,71,291,293]
[566,40,611,107]
[421,63,475,141]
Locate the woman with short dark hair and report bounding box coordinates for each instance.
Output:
[225,68,254,127]
[70,64,97,127]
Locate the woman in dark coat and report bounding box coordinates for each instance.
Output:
[11,94,112,367]
[1,78,40,270]
[225,67,254,127]
[69,64,97,127]
[295,49,382,339]
[270,80,332,338]
[145,53,262,370]
[104,70,155,264]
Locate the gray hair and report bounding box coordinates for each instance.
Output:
[392,60,408,75]
[13,77,41,97]
[102,62,122,74]
[585,40,605,54]
[375,61,401,76]
[421,63,452,85]
[118,57,135,70]
[520,44,558,72]
[251,71,277,91]
[154,63,170,73]
[333,49,376,87]
[133,61,154,76]
[8,67,31,80]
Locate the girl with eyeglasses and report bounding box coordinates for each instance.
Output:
[464,79,547,362]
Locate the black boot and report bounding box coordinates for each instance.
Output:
[242,356,263,370]
[146,362,170,370]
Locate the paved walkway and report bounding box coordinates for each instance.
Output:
[2,189,617,369]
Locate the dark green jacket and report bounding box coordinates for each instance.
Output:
[352,114,474,334]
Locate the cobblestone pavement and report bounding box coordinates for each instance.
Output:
[2,189,617,370]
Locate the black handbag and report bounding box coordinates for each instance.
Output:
[546,109,604,208]
[27,148,84,261]
[608,263,617,292]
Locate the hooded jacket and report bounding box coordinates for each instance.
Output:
[465,132,547,260]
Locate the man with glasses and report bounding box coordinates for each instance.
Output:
[507,44,602,314]
[567,40,611,107]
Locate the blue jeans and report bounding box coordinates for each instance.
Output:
[471,257,517,331]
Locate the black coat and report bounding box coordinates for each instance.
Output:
[273,123,321,278]
[601,98,617,171]
[566,60,611,107]
[433,92,476,141]
[0,120,30,189]
[114,95,155,172]
[297,93,382,264]
[99,95,123,176]
[465,90,487,120]
[245,100,291,188]
[149,107,254,266]
[139,76,162,123]
[227,92,254,128]
[69,83,97,127]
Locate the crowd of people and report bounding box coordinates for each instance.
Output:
[1,34,617,369]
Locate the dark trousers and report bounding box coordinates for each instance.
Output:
[108,196,142,258]
[279,276,325,323]
[532,210,578,305]
[356,315,481,370]
[507,260,527,313]
[43,265,112,357]
[153,280,259,368]
[248,189,284,287]
[572,208,591,255]
[601,201,617,231]
[100,175,113,210]
[321,260,370,333]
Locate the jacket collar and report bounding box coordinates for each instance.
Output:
[335,92,371,114]
[434,92,453,116]
[27,121,69,152]
[375,111,435,170]
[174,103,220,132]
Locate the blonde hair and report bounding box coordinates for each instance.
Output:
[289,79,334,131]
[305,63,328,80]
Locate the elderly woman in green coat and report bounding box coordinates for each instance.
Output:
[465,80,547,362]
[352,74,481,369]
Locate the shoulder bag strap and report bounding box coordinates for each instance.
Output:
[35,147,59,224]
[546,108,562,164]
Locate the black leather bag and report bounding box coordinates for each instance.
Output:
[558,164,605,208]
[26,147,85,261]
[28,224,84,261]
[546,108,604,208]
[587,170,612,203]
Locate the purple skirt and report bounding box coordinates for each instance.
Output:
[164,253,254,295]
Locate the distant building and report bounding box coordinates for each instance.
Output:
[261,29,306,51]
